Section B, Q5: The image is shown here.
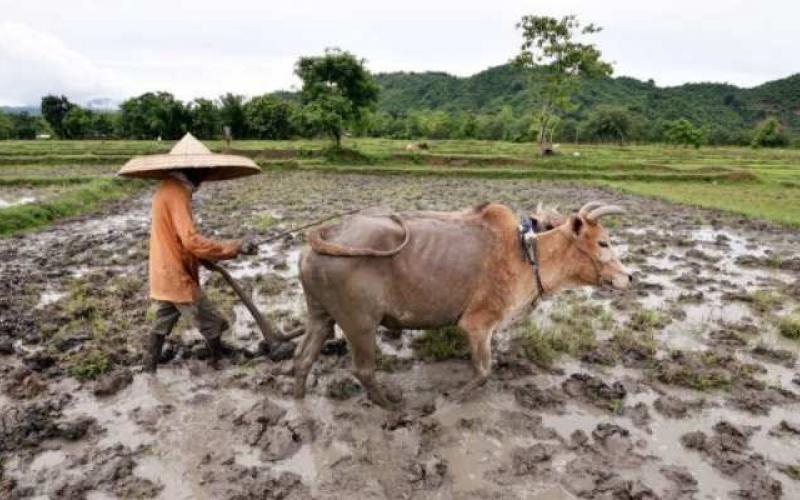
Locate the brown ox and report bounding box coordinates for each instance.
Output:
[294,201,631,407]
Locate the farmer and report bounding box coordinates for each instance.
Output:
[118,133,261,372]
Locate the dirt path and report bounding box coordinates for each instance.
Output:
[1,172,799,499]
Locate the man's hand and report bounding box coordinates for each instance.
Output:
[239,237,259,256]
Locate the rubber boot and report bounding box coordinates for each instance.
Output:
[144,334,165,373]
[206,336,223,370]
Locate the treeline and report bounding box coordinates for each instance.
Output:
[0,94,790,149]
[356,106,790,147]
[22,93,302,141]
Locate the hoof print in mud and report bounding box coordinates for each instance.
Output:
[92,368,134,397]
[513,383,566,412]
[562,373,626,412]
[681,421,784,500]
[325,377,362,400]
[235,400,309,462]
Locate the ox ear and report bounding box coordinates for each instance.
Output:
[570,215,584,236]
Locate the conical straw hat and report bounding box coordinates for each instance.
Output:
[117,133,260,181]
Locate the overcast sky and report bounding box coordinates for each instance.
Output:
[0,0,797,106]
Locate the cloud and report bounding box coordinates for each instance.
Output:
[0,22,127,106]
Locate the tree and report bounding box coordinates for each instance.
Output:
[751,117,789,148]
[9,113,39,139]
[90,113,115,138]
[0,110,12,139]
[117,92,189,139]
[218,93,247,139]
[664,119,706,148]
[295,48,379,147]
[41,95,75,138]
[189,98,221,139]
[580,105,634,144]
[244,95,294,139]
[513,15,613,154]
[299,93,350,146]
[62,106,92,139]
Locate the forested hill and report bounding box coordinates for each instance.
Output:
[374,64,800,132]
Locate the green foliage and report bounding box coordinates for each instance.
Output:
[244,95,294,140]
[778,314,800,340]
[67,348,112,380]
[751,117,789,148]
[8,112,41,139]
[189,98,221,139]
[40,94,74,138]
[628,309,668,331]
[0,178,144,236]
[412,325,468,361]
[295,48,379,147]
[90,113,115,138]
[516,297,609,368]
[117,92,189,139]
[0,110,13,139]
[664,119,706,148]
[218,93,247,139]
[513,15,613,151]
[746,289,784,313]
[62,106,92,139]
[580,105,635,144]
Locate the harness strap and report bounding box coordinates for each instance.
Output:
[518,216,546,298]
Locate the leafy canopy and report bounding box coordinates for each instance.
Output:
[513,15,613,151]
[295,48,379,146]
[751,117,789,148]
[41,95,75,138]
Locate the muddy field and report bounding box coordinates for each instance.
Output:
[1,171,799,499]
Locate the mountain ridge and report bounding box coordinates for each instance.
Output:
[373,64,800,135]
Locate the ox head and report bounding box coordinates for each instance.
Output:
[557,201,632,290]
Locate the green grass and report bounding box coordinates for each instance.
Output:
[412,325,469,361]
[628,309,669,331]
[516,296,609,368]
[0,177,145,236]
[778,315,800,340]
[606,181,800,228]
[66,348,112,380]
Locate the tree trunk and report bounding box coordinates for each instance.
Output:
[537,103,550,156]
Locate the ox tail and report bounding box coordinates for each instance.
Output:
[309,215,410,257]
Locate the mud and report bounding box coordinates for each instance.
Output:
[1,171,799,498]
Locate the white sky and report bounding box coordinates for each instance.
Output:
[0,0,797,106]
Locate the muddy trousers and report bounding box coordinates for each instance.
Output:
[145,293,230,371]
[150,293,230,341]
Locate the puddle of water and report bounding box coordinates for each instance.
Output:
[37,287,66,308]
[0,196,36,208]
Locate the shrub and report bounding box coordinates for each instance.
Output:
[751,118,789,148]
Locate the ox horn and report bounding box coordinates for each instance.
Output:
[578,201,604,218]
[587,205,625,222]
[536,201,543,213]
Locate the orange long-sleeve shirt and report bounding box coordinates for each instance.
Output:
[148,178,240,303]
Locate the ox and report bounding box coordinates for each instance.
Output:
[294,201,631,407]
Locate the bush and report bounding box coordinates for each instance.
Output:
[664,119,706,148]
[751,118,789,148]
